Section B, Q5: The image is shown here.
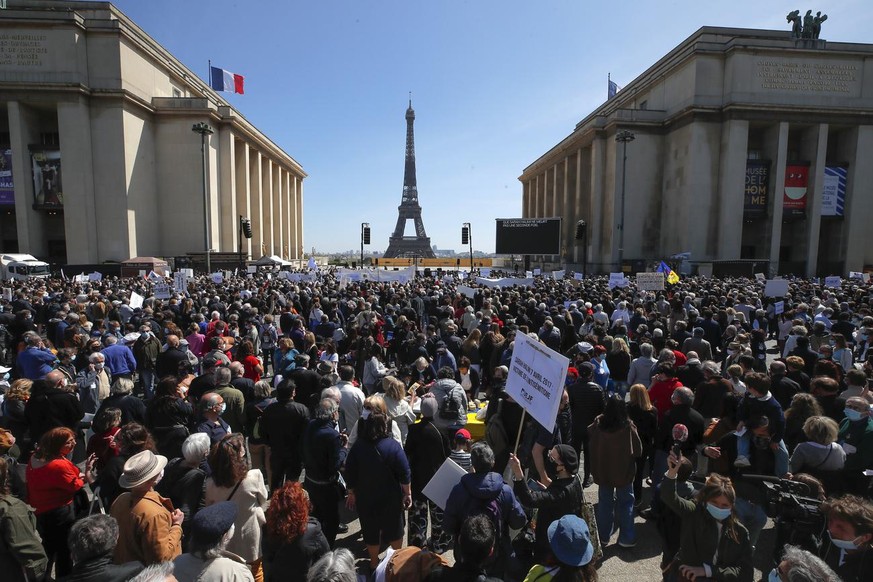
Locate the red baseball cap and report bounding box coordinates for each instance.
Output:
[455,429,471,441]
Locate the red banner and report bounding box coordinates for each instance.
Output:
[783,164,809,213]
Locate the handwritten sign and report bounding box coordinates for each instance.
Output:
[636,272,664,291]
[504,332,569,433]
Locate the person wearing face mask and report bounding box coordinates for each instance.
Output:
[661,453,753,581]
[15,331,57,380]
[590,345,610,391]
[769,545,838,582]
[838,396,873,494]
[111,449,184,566]
[508,445,601,564]
[76,351,112,414]
[173,501,253,581]
[818,494,873,582]
[196,392,230,445]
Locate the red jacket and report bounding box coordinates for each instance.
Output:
[648,377,683,422]
[25,457,84,514]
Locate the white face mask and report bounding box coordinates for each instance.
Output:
[361,408,371,420]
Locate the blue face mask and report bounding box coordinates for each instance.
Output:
[706,503,732,521]
[845,409,865,422]
[768,568,780,582]
[829,531,861,550]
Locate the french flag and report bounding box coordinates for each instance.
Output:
[210,66,245,94]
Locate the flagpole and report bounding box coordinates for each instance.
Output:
[208,59,211,86]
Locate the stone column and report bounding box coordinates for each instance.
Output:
[804,123,829,277]
[284,171,292,259]
[573,148,584,264]
[844,126,873,272]
[249,150,263,258]
[296,177,304,260]
[272,163,283,259]
[589,138,605,271]
[522,181,530,218]
[716,120,749,259]
[7,101,47,257]
[218,127,236,251]
[57,97,99,263]
[235,141,251,260]
[261,156,273,255]
[561,156,572,265]
[766,122,789,276]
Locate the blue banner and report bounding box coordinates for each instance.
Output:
[821,165,847,217]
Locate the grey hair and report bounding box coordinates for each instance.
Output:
[781,545,840,582]
[640,343,654,357]
[214,366,232,385]
[23,331,41,346]
[702,360,721,376]
[104,334,118,346]
[320,386,341,403]
[181,432,210,464]
[111,377,134,395]
[470,441,495,473]
[307,548,357,582]
[658,348,676,362]
[672,387,694,406]
[68,514,119,564]
[89,352,105,363]
[315,397,339,421]
[129,562,175,582]
[254,380,272,399]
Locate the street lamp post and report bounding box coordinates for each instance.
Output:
[463,222,473,274]
[360,222,369,268]
[615,129,635,273]
[576,219,588,277]
[192,122,214,274]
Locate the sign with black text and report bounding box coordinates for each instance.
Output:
[505,332,569,433]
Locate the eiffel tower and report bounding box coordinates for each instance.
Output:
[383,99,436,259]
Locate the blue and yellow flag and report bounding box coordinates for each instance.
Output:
[657,261,680,285]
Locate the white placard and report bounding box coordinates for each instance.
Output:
[479,268,491,278]
[74,274,88,283]
[764,279,790,297]
[173,272,188,294]
[138,270,146,277]
[88,272,103,282]
[130,292,144,309]
[1,288,12,301]
[574,272,584,281]
[824,276,841,289]
[755,273,766,281]
[636,272,664,291]
[774,300,784,315]
[475,277,535,288]
[608,272,628,289]
[552,270,565,280]
[154,283,171,300]
[182,268,194,278]
[457,285,476,298]
[533,268,541,276]
[211,272,224,284]
[525,271,533,278]
[422,458,468,511]
[247,265,257,274]
[849,271,864,280]
[504,332,569,434]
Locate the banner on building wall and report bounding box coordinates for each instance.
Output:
[821,165,848,217]
[30,149,63,208]
[0,149,13,206]
[744,160,770,216]
[783,163,809,216]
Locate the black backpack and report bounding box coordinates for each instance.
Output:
[439,387,461,420]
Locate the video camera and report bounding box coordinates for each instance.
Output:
[759,478,822,525]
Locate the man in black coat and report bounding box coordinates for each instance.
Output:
[288,355,321,412]
[260,379,310,490]
[566,362,605,487]
[25,370,84,444]
[656,387,705,460]
[64,514,144,582]
[302,397,348,548]
[767,360,800,410]
[154,335,188,379]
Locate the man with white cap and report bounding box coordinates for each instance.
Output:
[111,449,184,565]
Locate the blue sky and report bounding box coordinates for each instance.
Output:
[110,0,866,254]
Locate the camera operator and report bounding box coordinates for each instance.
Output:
[838,397,873,494]
[818,494,873,581]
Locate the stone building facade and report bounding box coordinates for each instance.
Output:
[520,27,873,276]
[0,1,305,264]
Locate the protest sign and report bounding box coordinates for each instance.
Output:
[422,458,468,510]
[1,288,11,301]
[608,272,628,289]
[154,283,171,300]
[636,272,664,291]
[533,268,541,276]
[774,300,784,315]
[479,268,491,278]
[475,277,535,288]
[457,285,476,298]
[211,272,223,284]
[247,266,257,274]
[89,272,102,282]
[755,273,766,281]
[504,332,569,433]
[764,279,790,297]
[574,272,584,281]
[173,272,188,294]
[825,276,841,289]
[552,270,565,280]
[130,292,144,309]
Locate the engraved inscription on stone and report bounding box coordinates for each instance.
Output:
[0,34,49,68]
[756,59,857,93]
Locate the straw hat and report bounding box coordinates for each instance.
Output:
[119,450,168,489]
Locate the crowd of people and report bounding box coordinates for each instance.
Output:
[0,268,872,581]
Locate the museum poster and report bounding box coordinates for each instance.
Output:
[31,149,63,208]
[783,163,809,216]
[744,160,769,216]
[821,165,847,217]
[0,149,12,206]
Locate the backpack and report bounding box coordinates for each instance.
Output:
[385,546,447,582]
[438,387,461,420]
[468,492,503,536]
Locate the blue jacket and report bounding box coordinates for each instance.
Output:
[443,471,527,539]
[737,392,786,443]
[101,344,137,376]
[16,347,57,380]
